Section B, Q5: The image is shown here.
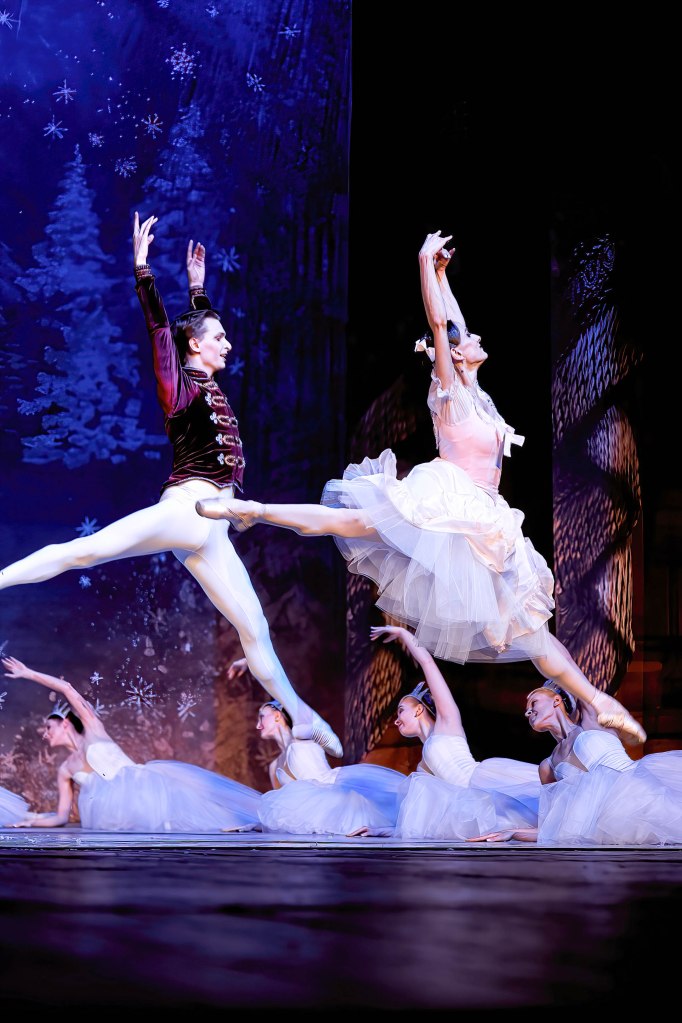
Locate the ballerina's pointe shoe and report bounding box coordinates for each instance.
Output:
[195,497,264,532]
[590,689,647,746]
[292,712,344,759]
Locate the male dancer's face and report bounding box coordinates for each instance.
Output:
[193,318,231,376]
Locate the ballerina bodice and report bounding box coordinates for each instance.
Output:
[276,740,334,786]
[73,740,137,785]
[572,730,635,773]
[428,377,511,496]
[420,733,479,787]
[549,728,635,781]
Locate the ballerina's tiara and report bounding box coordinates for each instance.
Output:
[49,698,71,720]
[407,681,436,716]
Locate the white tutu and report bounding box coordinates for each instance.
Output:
[321,449,554,663]
[394,773,499,841]
[538,751,682,846]
[76,757,262,832]
[259,763,406,836]
[0,784,30,826]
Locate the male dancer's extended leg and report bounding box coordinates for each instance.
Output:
[177,515,343,757]
[0,486,342,756]
[0,500,191,588]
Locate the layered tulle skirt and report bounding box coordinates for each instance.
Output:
[538,752,682,846]
[321,449,554,664]
[0,784,30,827]
[77,760,262,832]
[394,762,540,841]
[258,763,406,836]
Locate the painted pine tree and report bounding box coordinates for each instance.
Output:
[14,145,165,468]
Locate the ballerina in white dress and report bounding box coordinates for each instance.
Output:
[194,229,645,750]
[474,684,682,846]
[254,688,406,837]
[2,655,262,833]
[350,626,542,840]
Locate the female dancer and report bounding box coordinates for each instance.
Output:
[351,626,541,840]
[195,229,644,748]
[475,684,682,845]
[2,655,262,832]
[228,657,406,836]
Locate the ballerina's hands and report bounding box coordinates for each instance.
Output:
[370,624,419,653]
[419,229,453,262]
[467,827,538,843]
[2,655,29,680]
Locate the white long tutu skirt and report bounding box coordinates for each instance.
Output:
[77,761,262,832]
[393,774,500,841]
[0,784,30,826]
[258,764,406,836]
[321,449,555,664]
[537,751,682,846]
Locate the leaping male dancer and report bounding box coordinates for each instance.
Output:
[0,212,343,758]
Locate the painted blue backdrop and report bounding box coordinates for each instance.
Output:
[0,0,350,802]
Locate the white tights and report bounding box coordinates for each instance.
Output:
[0,481,310,725]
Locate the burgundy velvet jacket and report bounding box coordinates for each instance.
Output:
[135,270,245,495]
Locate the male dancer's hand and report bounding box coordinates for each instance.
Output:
[186,239,206,289]
[133,211,158,266]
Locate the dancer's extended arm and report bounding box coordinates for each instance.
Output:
[434,243,467,327]
[9,765,75,828]
[2,656,100,731]
[419,231,456,390]
[370,626,465,735]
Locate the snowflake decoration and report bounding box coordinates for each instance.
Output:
[88,132,104,147]
[182,640,192,653]
[279,24,301,38]
[231,306,246,319]
[228,356,245,377]
[166,44,198,80]
[78,575,92,589]
[177,692,198,722]
[216,246,241,272]
[0,10,18,29]
[115,156,137,178]
[43,117,68,140]
[252,341,269,366]
[53,79,77,104]
[90,672,103,686]
[205,4,219,15]
[246,72,265,93]
[92,698,107,716]
[146,607,167,632]
[157,0,170,6]
[124,679,157,709]
[0,691,6,710]
[76,516,99,537]
[142,113,163,137]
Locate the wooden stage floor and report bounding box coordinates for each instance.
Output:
[1,829,681,1014]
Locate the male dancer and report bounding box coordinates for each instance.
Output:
[0,212,343,758]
